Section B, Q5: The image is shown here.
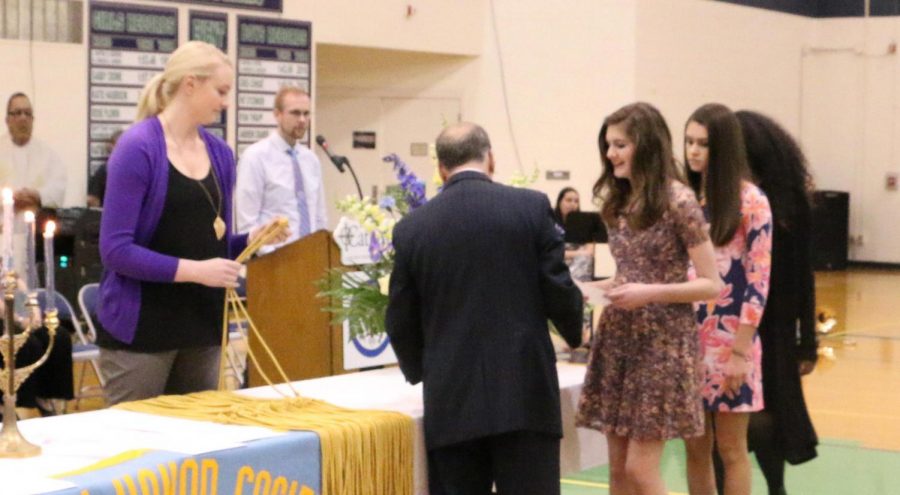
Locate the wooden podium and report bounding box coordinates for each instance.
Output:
[245,230,346,386]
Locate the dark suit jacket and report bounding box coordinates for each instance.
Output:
[386,170,583,450]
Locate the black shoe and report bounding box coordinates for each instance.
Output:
[35,397,58,416]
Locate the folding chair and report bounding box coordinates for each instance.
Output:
[44,285,104,409]
[224,281,249,389]
[9,288,104,412]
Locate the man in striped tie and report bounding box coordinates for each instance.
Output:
[235,86,328,254]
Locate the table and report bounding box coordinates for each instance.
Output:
[1,362,606,494]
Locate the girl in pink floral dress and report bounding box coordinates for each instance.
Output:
[576,102,723,495]
[683,103,773,495]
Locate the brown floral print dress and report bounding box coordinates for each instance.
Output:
[576,181,710,440]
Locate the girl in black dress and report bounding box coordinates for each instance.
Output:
[732,110,819,495]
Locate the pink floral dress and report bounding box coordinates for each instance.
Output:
[697,181,772,412]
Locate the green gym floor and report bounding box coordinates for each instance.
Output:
[560,438,900,494]
[562,269,900,494]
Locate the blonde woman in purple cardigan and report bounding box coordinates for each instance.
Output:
[97,41,287,405]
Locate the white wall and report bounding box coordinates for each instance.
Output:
[313,0,637,216]
[801,17,900,263]
[465,0,636,206]
[635,0,809,157]
[287,0,482,56]
[632,0,900,263]
[0,39,87,206]
[0,0,483,208]
[3,0,899,262]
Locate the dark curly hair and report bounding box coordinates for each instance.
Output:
[735,110,814,232]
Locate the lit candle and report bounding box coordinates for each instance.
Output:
[1,188,13,274]
[43,221,56,311]
[24,211,38,292]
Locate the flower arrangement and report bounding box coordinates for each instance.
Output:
[318,154,427,340]
[319,153,539,341]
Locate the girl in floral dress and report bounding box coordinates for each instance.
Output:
[576,102,722,495]
[683,103,773,495]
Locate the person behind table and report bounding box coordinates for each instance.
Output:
[730,110,818,495]
[0,92,67,210]
[235,87,327,253]
[553,186,594,350]
[682,103,773,495]
[575,102,722,495]
[554,187,594,271]
[97,41,286,406]
[87,128,124,207]
[554,186,580,226]
[0,93,73,415]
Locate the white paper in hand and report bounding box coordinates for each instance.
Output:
[574,279,610,306]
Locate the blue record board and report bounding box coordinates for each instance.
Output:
[189,10,229,141]
[156,0,282,13]
[235,16,311,156]
[87,2,178,179]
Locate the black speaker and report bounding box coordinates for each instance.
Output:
[811,190,849,271]
[35,208,103,304]
[74,209,103,284]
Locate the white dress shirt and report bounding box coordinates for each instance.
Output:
[0,134,67,207]
[236,132,328,252]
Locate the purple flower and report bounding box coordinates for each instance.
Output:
[379,196,397,210]
[368,233,384,262]
[383,153,427,210]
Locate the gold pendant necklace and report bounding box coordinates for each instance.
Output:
[160,115,226,241]
[196,171,226,241]
[213,216,226,240]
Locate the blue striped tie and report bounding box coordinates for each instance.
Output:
[287,148,311,238]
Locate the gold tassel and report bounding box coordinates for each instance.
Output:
[116,391,414,495]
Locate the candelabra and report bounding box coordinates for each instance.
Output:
[0,271,57,457]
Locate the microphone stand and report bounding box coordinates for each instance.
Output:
[336,156,364,200]
[316,135,364,200]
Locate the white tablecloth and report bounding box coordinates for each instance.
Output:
[242,362,608,494]
[1,362,606,494]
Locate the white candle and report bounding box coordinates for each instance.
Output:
[43,221,56,311]
[24,211,38,292]
[1,188,13,274]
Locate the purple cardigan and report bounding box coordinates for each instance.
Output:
[98,116,248,344]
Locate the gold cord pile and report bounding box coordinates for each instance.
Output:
[116,391,414,495]
[217,217,300,396]
[179,219,413,494]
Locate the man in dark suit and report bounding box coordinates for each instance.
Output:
[386,122,583,495]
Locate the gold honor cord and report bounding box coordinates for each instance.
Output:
[116,391,415,495]
[217,218,300,396]
[120,219,414,494]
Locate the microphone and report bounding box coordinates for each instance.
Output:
[315,135,346,173]
[315,134,363,200]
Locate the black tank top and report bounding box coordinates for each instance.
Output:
[99,161,227,352]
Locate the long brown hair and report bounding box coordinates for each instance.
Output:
[595,102,681,230]
[684,103,750,246]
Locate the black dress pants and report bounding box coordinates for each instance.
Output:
[427,430,560,495]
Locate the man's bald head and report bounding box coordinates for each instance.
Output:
[435,122,492,171]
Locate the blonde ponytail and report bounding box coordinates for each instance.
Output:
[133,41,231,122]
[136,72,167,121]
